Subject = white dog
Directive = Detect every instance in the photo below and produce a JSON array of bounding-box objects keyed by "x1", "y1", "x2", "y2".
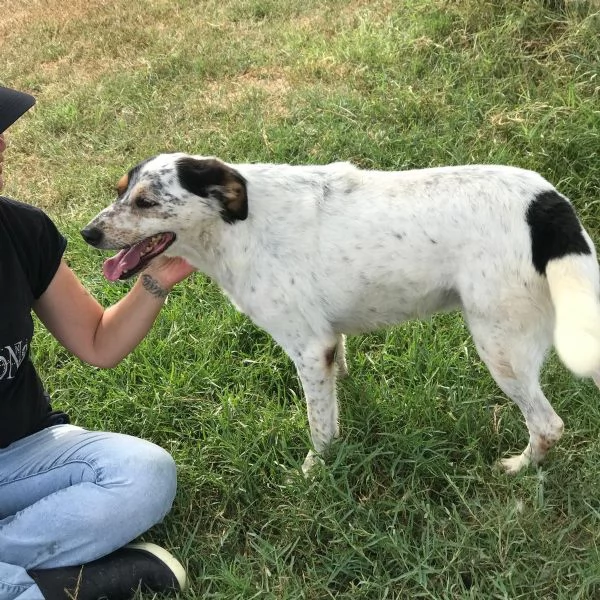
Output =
[{"x1": 82, "y1": 154, "x2": 600, "y2": 475}]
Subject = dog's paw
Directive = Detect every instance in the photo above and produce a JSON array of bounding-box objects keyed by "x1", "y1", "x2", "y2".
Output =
[
  {"x1": 497, "y1": 453, "x2": 531, "y2": 475},
  {"x1": 301, "y1": 450, "x2": 325, "y2": 477}
]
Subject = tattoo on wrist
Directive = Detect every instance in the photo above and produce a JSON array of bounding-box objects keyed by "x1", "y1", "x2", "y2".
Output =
[{"x1": 141, "y1": 274, "x2": 169, "y2": 300}]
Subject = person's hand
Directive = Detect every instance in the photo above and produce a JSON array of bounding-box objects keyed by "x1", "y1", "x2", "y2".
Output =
[
  {"x1": 0, "y1": 133, "x2": 6, "y2": 191},
  {"x1": 143, "y1": 255, "x2": 196, "y2": 292}
]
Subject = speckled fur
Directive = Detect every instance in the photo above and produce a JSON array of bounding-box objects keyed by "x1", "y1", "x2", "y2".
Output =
[{"x1": 84, "y1": 154, "x2": 600, "y2": 475}]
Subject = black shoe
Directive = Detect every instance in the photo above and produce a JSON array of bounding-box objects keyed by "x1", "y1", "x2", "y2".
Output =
[{"x1": 28, "y1": 542, "x2": 187, "y2": 600}]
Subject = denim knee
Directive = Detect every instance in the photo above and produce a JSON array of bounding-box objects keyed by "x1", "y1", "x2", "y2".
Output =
[
  {"x1": 0, "y1": 430, "x2": 178, "y2": 572},
  {"x1": 123, "y1": 441, "x2": 177, "y2": 522},
  {"x1": 140, "y1": 443, "x2": 178, "y2": 521},
  {"x1": 96, "y1": 436, "x2": 177, "y2": 529}
]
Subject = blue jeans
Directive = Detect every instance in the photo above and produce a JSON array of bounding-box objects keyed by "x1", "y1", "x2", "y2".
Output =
[{"x1": 0, "y1": 425, "x2": 177, "y2": 600}]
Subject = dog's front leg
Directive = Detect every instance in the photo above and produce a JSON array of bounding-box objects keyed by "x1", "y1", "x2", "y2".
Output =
[{"x1": 287, "y1": 337, "x2": 341, "y2": 475}]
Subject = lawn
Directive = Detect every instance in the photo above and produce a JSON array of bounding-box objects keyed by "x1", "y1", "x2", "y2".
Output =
[{"x1": 2, "y1": 0, "x2": 600, "y2": 597}]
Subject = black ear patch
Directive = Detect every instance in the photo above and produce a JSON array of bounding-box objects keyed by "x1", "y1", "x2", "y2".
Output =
[
  {"x1": 177, "y1": 156, "x2": 248, "y2": 223},
  {"x1": 526, "y1": 190, "x2": 591, "y2": 275}
]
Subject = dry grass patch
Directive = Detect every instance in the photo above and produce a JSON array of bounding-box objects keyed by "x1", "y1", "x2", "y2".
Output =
[
  {"x1": 0, "y1": 0, "x2": 107, "y2": 37},
  {"x1": 2, "y1": 0, "x2": 191, "y2": 97},
  {"x1": 202, "y1": 68, "x2": 294, "y2": 119}
]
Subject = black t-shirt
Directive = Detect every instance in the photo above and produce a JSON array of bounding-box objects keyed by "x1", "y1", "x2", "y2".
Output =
[{"x1": 0, "y1": 196, "x2": 69, "y2": 448}]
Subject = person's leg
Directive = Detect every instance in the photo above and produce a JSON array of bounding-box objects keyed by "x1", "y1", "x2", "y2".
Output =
[
  {"x1": 0, "y1": 562, "x2": 43, "y2": 600},
  {"x1": 0, "y1": 424, "x2": 179, "y2": 598}
]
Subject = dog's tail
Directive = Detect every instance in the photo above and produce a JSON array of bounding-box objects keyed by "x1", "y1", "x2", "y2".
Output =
[{"x1": 547, "y1": 253, "x2": 600, "y2": 377}]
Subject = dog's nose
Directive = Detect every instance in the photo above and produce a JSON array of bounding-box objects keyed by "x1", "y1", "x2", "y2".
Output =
[{"x1": 80, "y1": 226, "x2": 104, "y2": 247}]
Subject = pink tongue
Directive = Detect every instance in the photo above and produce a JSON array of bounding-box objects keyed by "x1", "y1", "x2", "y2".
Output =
[{"x1": 103, "y1": 246, "x2": 144, "y2": 281}]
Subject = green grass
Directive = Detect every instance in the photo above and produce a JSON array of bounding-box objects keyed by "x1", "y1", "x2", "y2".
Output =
[{"x1": 3, "y1": 0, "x2": 600, "y2": 597}]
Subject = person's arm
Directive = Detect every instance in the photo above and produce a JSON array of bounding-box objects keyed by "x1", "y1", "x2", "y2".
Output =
[{"x1": 33, "y1": 256, "x2": 195, "y2": 368}]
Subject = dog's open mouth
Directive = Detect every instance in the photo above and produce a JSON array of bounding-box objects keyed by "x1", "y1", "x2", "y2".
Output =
[{"x1": 103, "y1": 232, "x2": 176, "y2": 281}]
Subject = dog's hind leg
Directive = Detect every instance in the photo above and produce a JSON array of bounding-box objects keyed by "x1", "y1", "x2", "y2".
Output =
[
  {"x1": 335, "y1": 334, "x2": 349, "y2": 379},
  {"x1": 465, "y1": 312, "x2": 563, "y2": 474}
]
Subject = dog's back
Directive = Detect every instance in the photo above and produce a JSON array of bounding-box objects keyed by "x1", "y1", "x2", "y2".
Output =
[{"x1": 234, "y1": 163, "x2": 577, "y2": 331}]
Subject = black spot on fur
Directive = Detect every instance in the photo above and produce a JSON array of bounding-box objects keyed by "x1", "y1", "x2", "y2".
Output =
[
  {"x1": 324, "y1": 346, "x2": 336, "y2": 368},
  {"x1": 177, "y1": 157, "x2": 248, "y2": 223},
  {"x1": 526, "y1": 190, "x2": 590, "y2": 275}
]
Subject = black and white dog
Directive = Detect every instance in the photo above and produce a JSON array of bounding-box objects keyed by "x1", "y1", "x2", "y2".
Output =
[{"x1": 82, "y1": 155, "x2": 600, "y2": 475}]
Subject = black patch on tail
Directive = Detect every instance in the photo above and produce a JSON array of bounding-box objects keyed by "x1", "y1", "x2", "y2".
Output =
[{"x1": 526, "y1": 190, "x2": 590, "y2": 275}]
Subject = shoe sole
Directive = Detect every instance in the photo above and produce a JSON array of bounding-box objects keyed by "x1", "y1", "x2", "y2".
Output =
[{"x1": 125, "y1": 542, "x2": 188, "y2": 592}]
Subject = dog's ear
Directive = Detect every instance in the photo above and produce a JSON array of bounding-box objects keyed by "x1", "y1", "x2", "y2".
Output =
[
  {"x1": 116, "y1": 173, "x2": 129, "y2": 196},
  {"x1": 177, "y1": 156, "x2": 248, "y2": 223}
]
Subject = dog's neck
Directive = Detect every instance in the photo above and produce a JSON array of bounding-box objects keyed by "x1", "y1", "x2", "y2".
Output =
[
  {"x1": 172, "y1": 165, "x2": 331, "y2": 312},
  {"x1": 173, "y1": 217, "x2": 255, "y2": 294}
]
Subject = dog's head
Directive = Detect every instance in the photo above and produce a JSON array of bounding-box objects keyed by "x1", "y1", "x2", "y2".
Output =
[{"x1": 81, "y1": 153, "x2": 247, "y2": 281}]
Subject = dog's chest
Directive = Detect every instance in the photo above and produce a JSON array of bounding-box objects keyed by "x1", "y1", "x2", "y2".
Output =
[{"x1": 216, "y1": 267, "x2": 310, "y2": 330}]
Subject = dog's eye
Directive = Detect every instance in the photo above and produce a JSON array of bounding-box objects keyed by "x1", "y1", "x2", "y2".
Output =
[{"x1": 134, "y1": 196, "x2": 158, "y2": 209}]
